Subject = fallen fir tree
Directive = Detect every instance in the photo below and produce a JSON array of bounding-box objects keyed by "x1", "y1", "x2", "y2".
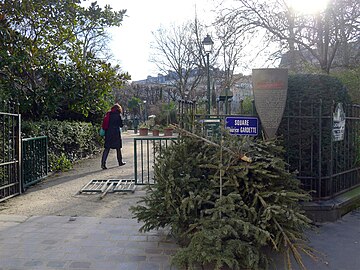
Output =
[{"x1": 131, "y1": 130, "x2": 316, "y2": 270}]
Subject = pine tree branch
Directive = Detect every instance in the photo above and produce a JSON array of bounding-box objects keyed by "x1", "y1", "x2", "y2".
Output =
[{"x1": 169, "y1": 124, "x2": 252, "y2": 163}]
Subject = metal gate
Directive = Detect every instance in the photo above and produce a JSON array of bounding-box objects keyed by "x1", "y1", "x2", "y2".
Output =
[
  {"x1": 22, "y1": 136, "x2": 48, "y2": 189},
  {"x1": 134, "y1": 137, "x2": 177, "y2": 185},
  {"x1": 0, "y1": 109, "x2": 22, "y2": 202}
]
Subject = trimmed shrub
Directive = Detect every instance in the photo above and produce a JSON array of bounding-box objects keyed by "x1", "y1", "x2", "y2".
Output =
[{"x1": 22, "y1": 120, "x2": 102, "y2": 171}]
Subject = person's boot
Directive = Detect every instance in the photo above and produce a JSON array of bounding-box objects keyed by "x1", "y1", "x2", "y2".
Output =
[
  {"x1": 117, "y1": 149, "x2": 126, "y2": 166},
  {"x1": 101, "y1": 148, "x2": 109, "y2": 169}
]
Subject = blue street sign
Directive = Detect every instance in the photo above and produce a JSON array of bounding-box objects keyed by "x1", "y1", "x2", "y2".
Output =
[{"x1": 225, "y1": 116, "x2": 258, "y2": 136}]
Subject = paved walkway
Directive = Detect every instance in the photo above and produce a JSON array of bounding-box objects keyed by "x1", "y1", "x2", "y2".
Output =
[
  {"x1": 0, "y1": 131, "x2": 359, "y2": 269},
  {"x1": 0, "y1": 215, "x2": 177, "y2": 270},
  {"x1": 0, "y1": 210, "x2": 359, "y2": 270}
]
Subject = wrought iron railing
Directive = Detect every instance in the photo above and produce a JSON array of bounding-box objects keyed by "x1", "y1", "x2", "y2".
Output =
[
  {"x1": 0, "y1": 110, "x2": 21, "y2": 202},
  {"x1": 134, "y1": 136, "x2": 177, "y2": 185},
  {"x1": 177, "y1": 99, "x2": 360, "y2": 200},
  {"x1": 280, "y1": 102, "x2": 360, "y2": 199}
]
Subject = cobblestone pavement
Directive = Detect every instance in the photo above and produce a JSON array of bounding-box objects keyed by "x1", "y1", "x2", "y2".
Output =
[
  {"x1": 0, "y1": 210, "x2": 359, "y2": 270},
  {"x1": 0, "y1": 214, "x2": 178, "y2": 270}
]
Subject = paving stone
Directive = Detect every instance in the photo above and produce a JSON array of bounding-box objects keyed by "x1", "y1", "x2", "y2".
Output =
[
  {"x1": 41, "y1": 239, "x2": 58, "y2": 245},
  {"x1": 117, "y1": 262, "x2": 140, "y2": 270},
  {"x1": 138, "y1": 262, "x2": 161, "y2": 270},
  {"x1": 0, "y1": 258, "x2": 25, "y2": 268},
  {"x1": 123, "y1": 240, "x2": 157, "y2": 248},
  {"x1": 46, "y1": 260, "x2": 67, "y2": 267},
  {"x1": 23, "y1": 259, "x2": 43, "y2": 266},
  {"x1": 144, "y1": 248, "x2": 164, "y2": 254},
  {"x1": 122, "y1": 247, "x2": 145, "y2": 255},
  {"x1": 127, "y1": 255, "x2": 147, "y2": 262},
  {"x1": 129, "y1": 235, "x2": 148, "y2": 241},
  {"x1": 69, "y1": 261, "x2": 91, "y2": 269},
  {"x1": 148, "y1": 255, "x2": 170, "y2": 263},
  {"x1": 106, "y1": 254, "x2": 129, "y2": 262},
  {"x1": 110, "y1": 234, "x2": 129, "y2": 241}
]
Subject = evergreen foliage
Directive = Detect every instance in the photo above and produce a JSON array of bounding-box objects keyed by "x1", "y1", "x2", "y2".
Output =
[
  {"x1": 131, "y1": 133, "x2": 313, "y2": 270},
  {"x1": 0, "y1": 0, "x2": 129, "y2": 122},
  {"x1": 22, "y1": 120, "x2": 102, "y2": 171}
]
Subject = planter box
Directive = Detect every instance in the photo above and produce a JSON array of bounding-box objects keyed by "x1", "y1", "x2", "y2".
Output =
[
  {"x1": 164, "y1": 128, "x2": 173, "y2": 136},
  {"x1": 152, "y1": 129, "x2": 160, "y2": 136},
  {"x1": 139, "y1": 128, "x2": 149, "y2": 136}
]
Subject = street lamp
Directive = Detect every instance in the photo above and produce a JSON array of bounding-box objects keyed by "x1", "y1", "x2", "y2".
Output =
[
  {"x1": 143, "y1": 100, "x2": 147, "y2": 122},
  {"x1": 202, "y1": 34, "x2": 214, "y2": 115}
]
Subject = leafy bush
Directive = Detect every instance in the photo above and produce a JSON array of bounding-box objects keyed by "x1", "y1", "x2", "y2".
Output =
[
  {"x1": 155, "y1": 101, "x2": 177, "y2": 126},
  {"x1": 49, "y1": 153, "x2": 73, "y2": 172},
  {"x1": 22, "y1": 120, "x2": 102, "y2": 171},
  {"x1": 131, "y1": 133, "x2": 313, "y2": 270},
  {"x1": 333, "y1": 67, "x2": 360, "y2": 104}
]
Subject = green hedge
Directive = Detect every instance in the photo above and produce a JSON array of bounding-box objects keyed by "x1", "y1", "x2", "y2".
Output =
[
  {"x1": 277, "y1": 74, "x2": 354, "y2": 197},
  {"x1": 22, "y1": 120, "x2": 103, "y2": 171}
]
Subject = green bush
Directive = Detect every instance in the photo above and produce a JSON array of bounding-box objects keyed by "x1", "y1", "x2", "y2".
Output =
[
  {"x1": 131, "y1": 134, "x2": 312, "y2": 270},
  {"x1": 22, "y1": 120, "x2": 102, "y2": 171},
  {"x1": 49, "y1": 153, "x2": 73, "y2": 172},
  {"x1": 333, "y1": 67, "x2": 360, "y2": 104},
  {"x1": 155, "y1": 101, "x2": 177, "y2": 126}
]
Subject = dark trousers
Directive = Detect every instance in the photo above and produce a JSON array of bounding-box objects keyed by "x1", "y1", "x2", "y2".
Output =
[{"x1": 101, "y1": 147, "x2": 122, "y2": 166}]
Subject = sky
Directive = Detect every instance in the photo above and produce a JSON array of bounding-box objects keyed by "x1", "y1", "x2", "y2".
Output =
[
  {"x1": 95, "y1": 0, "x2": 214, "y2": 81},
  {"x1": 94, "y1": 0, "x2": 330, "y2": 81}
]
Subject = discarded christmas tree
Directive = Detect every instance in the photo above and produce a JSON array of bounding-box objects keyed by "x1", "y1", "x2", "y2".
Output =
[{"x1": 131, "y1": 130, "x2": 314, "y2": 270}]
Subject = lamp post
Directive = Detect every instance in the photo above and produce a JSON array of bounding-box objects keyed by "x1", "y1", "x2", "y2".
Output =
[
  {"x1": 143, "y1": 100, "x2": 147, "y2": 122},
  {"x1": 202, "y1": 34, "x2": 214, "y2": 115}
]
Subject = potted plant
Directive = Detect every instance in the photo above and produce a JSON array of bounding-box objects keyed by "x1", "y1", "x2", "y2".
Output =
[
  {"x1": 152, "y1": 125, "x2": 160, "y2": 136},
  {"x1": 139, "y1": 122, "x2": 149, "y2": 136},
  {"x1": 164, "y1": 125, "x2": 174, "y2": 136}
]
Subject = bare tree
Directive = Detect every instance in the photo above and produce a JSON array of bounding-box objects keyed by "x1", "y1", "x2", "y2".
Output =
[
  {"x1": 216, "y1": 0, "x2": 360, "y2": 74},
  {"x1": 214, "y1": 14, "x2": 253, "y2": 89},
  {"x1": 150, "y1": 19, "x2": 210, "y2": 100}
]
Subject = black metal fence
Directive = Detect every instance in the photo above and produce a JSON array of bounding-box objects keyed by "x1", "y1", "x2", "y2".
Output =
[
  {"x1": 1, "y1": 102, "x2": 48, "y2": 201},
  {"x1": 280, "y1": 101, "x2": 360, "y2": 199},
  {"x1": 0, "y1": 105, "x2": 22, "y2": 202},
  {"x1": 134, "y1": 137, "x2": 177, "y2": 185},
  {"x1": 177, "y1": 100, "x2": 360, "y2": 200},
  {"x1": 22, "y1": 136, "x2": 48, "y2": 189}
]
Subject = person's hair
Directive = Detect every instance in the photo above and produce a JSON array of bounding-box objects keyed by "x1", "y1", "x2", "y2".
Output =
[{"x1": 112, "y1": 103, "x2": 122, "y2": 113}]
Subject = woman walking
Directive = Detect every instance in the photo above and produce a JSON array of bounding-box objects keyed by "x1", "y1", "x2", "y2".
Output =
[{"x1": 101, "y1": 103, "x2": 126, "y2": 169}]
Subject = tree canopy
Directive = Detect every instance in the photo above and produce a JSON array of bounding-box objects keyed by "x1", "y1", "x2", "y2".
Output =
[
  {"x1": 0, "y1": 0, "x2": 130, "y2": 121},
  {"x1": 150, "y1": 0, "x2": 359, "y2": 97}
]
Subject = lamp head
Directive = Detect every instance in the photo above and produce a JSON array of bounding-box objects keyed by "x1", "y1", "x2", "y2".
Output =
[{"x1": 202, "y1": 34, "x2": 214, "y2": 54}]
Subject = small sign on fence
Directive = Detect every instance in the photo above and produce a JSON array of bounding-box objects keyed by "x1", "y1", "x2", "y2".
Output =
[
  {"x1": 200, "y1": 118, "x2": 221, "y2": 138},
  {"x1": 332, "y1": 103, "x2": 346, "y2": 142},
  {"x1": 225, "y1": 116, "x2": 258, "y2": 136}
]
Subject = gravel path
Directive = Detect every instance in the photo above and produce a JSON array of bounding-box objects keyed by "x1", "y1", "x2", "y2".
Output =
[{"x1": 0, "y1": 132, "x2": 147, "y2": 218}]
